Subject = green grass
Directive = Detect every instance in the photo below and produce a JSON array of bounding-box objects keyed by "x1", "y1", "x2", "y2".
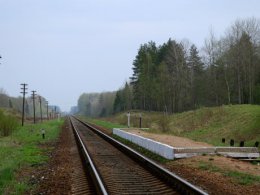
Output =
[
  {"x1": 79, "y1": 117, "x2": 126, "y2": 132},
  {"x1": 197, "y1": 161, "x2": 260, "y2": 185},
  {"x1": 198, "y1": 161, "x2": 221, "y2": 172},
  {"x1": 176, "y1": 105, "x2": 260, "y2": 147},
  {"x1": 0, "y1": 119, "x2": 63, "y2": 194},
  {"x1": 224, "y1": 171, "x2": 260, "y2": 185}
]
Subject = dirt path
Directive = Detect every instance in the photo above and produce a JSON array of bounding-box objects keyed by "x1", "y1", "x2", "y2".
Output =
[{"x1": 29, "y1": 120, "x2": 72, "y2": 194}]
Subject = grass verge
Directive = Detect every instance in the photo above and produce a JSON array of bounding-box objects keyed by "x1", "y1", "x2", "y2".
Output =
[
  {"x1": 0, "y1": 119, "x2": 63, "y2": 194},
  {"x1": 224, "y1": 171, "x2": 260, "y2": 185},
  {"x1": 79, "y1": 117, "x2": 126, "y2": 132}
]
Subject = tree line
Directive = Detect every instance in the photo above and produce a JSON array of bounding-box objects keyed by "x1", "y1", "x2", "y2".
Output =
[
  {"x1": 77, "y1": 17, "x2": 260, "y2": 116},
  {"x1": 77, "y1": 92, "x2": 116, "y2": 117}
]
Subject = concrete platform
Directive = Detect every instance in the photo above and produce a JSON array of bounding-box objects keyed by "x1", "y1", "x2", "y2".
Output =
[
  {"x1": 113, "y1": 128, "x2": 260, "y2": 160},
  {"x1": 215, "y1": 147, "x2": 259, "y2": 158},
  {"x1": 113, "y1": 128, "x2": 174, "y2": 159}
]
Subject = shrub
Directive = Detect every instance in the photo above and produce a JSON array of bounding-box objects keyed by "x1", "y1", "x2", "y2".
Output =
[
  {"x1": 0, "y1": 110, "x2": 19, "y2": 136},
  {"x1": 158, "y1": 114, "x2": 170, "y2": 132}
]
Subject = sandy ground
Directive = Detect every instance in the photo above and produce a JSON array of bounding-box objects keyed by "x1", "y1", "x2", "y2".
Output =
[{"x1": 124, "y1": 129, "x2": 212, "y2": 147}]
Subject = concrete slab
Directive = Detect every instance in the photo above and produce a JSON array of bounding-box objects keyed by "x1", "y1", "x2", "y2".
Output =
[{"x1": 113, "y1": 128, "x2": 174, "y2": 159}]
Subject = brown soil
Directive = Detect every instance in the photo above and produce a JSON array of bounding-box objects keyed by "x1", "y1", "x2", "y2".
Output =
[
  {"x1": 176, "y1": 155, "x2": 260, "y2": 176},
  {"x1": 166, "y1": 158, "x2": 260, "y2": 195},
  {"x1": 28, "y1": 120, "x2": 72, "y2": 194}
]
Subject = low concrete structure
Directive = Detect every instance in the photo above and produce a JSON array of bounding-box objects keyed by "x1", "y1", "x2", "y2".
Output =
[
  {"x1": 173, "y1": 147, "x2": 216, "y2": 158},
  {"x1": 215, "y1": 147, "x2": 260, "y2": 158},
  {"x1": 113, "y1": 128, "x2": 260, "y2": 160},
  {"x1": 113, "y1": 128, "x2": 174, "y2": 159}
]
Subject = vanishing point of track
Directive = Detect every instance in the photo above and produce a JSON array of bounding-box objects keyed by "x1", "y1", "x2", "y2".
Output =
[{"x1": 69, "y1": 116, "x2": 207, "y2": 195}]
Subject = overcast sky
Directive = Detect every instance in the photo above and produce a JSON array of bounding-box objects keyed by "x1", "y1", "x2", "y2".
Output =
[{"x1": 0, "y1": 0, "x2": 260, "y2": 112}]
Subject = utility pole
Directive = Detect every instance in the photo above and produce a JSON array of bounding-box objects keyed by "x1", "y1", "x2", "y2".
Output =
[
  {"x1": 20, "y1": 83, "x2": 28, "y2": 126},
  {"x1": 54, "y1": 106, "x2": 57, "y2": 119},
  {"x1": 46, "y1": 101, "x2": 49, "y2": 120},
  {"x1": 39, "y1": 95, "x2": 43, "y2": 122},
  {"x1": 31, "y1": 90, "x2": 37, "y2": 124}
]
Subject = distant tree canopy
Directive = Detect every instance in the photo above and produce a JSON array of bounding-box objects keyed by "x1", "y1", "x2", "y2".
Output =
[
  {"x1": 77, "y1": 92, "x2": 116, "y2": 117},
  {"x1": 77, "y1": 17, "x2": 260, "y2": 117}
]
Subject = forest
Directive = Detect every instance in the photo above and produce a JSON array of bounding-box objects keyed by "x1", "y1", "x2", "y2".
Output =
[{"x1": 77, "y1": 18, "x2": 260, "y2": 117}]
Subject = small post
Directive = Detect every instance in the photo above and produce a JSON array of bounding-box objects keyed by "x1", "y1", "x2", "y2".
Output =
[
  {"x1": 127, "y1": 112, "x2": 130, "y2": 128},
  {"x1": 41, "y1": 128, "x2": 45, "y2": 139},
  {"x1": 139, "y1": 113, "x2": 142, "y2": 128}
]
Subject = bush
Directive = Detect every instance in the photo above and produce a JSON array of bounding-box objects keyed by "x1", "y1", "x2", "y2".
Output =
[
  {"x1": 158, "y1": 114, "x2": 170, "y2": 132},
  {"x1": 0, "y1": 110, "x2": 19, "y2": 136}
]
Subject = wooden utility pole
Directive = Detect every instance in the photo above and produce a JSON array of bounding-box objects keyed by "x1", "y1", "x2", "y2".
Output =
[
  {"x1": 46, "y1": 101, "x2": 49, "y2": 120},
  {"x1": 31, "y1": 90, "x2": 37, "y2": 124},
  {"x1": 39, "y1": 96, "x2": 43, "y2": 122},
  {"x1": 20, "y1": 83, "x2": 28, "y2": 126}
]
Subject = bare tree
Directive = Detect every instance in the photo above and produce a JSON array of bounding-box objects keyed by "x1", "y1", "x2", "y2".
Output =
[{"x1": 225, "y1": 17, "x2": 260, "y2": 104}]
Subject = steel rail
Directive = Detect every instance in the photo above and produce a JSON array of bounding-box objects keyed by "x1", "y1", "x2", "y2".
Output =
[
  {"x1": 72, "y1": 116, "x2": 208, "y2": 195},
  {"x1": 69, "y1": 117, "x2": 108, "y2": 195}
]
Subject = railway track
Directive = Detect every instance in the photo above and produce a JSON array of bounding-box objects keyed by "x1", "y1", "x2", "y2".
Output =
[
  {"x1": 67, "y1": 120, "x2": 96, "y2": 194},
  {"x1": 69, "y1": 116, "x2": 208, "y2": 195}
]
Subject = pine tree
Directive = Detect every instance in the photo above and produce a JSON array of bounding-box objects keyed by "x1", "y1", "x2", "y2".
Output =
[{"x1": 188, "y1": 44, "x2": 205, "y2": 108}]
